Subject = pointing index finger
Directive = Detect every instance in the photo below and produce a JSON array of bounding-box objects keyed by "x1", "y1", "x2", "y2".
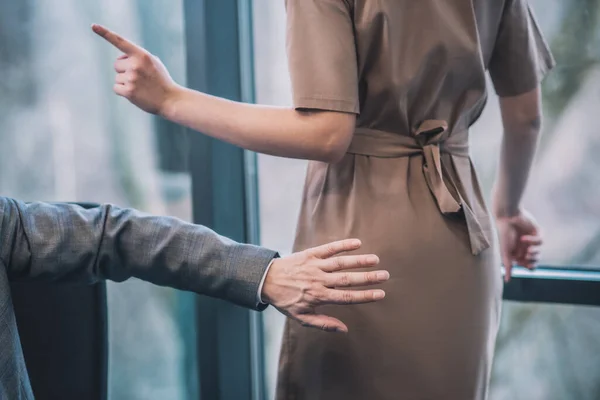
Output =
[{"x1": 91, "y1": 24, "x2": 141, "y2": 55}]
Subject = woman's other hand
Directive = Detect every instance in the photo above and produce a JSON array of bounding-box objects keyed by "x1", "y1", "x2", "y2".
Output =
[
  {"x1": 92, "y1": 24, "x2": 178, "y2": 115},
  {"x1": 495, "y1": 209, "x2": 542, "y2": 283}
]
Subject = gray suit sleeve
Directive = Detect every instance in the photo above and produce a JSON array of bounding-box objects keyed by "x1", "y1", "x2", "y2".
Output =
[{"x1": 0, "y1": 197, "x2": 276, "y2": 310}]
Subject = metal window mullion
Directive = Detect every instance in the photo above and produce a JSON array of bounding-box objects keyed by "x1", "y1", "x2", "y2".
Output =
[
  {"x1": 184, "y1": 0, "x2": 264, "y2": 399},
  {"x1": 236, "y1": 1, "x2": 267, "y2": 400}
]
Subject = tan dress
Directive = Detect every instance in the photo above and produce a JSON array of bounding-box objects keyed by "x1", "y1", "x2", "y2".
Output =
[{"x1": 276, "y1": 1, "x2": 554, "y2": 399}]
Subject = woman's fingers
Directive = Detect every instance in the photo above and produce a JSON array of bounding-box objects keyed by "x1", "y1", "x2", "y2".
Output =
[
  {"x1": 517, "y1": 251, "x2": 539, "y2": 269},
  {"x1": 113, "y1": 84, "x2": 131, "y2": 98},
  {"x1": 501, "y1": 248, "x2": 514, "y2": 283},
  {"x1": 516, "y1": 243, "x2": 541, "y2": 270},
  {"x1": 114, "y1": 57, "x2": 129, "y2": 73},
  {"x1": 115, "y1": 73, "x2": 127, "y2": 85},
  {"x1": 525, "y1": 246, "x2": 541, "y2": 260},
  {"x1": 523, "y1": 261, "x2": 538, "y2": 270},
  {"x1": 521, "y1": 235, "x2": 542, "y2": 246},
  {"x1": 92, "y1": 24, "x2": 143, "y2": 55}
]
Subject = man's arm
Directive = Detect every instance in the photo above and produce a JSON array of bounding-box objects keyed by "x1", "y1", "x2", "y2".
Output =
[
  {"x1": 0, "y1": 197, "x2": 275, "y2": 310},
  {"x1": 0, "y1": 197, "x2": 390, "y2": 331}
]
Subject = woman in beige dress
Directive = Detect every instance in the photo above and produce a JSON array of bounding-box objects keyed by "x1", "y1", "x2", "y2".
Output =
[{"x1": 94, "y1": 0, "x2": 554, "y2": 398}]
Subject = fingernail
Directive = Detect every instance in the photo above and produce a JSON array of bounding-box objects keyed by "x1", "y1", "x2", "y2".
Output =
[
  {"x1": 373, "y1": 290, "x2": 385, "y2": 300},
  {"x1": 376, "y1": 271, "x2": 389, "y2": 280},
  {"x1": 367, "y1": 255, "x2": 379, "y2": 264},
  {"x1": 352, "y1": 239, "x2": 361, "y2": 247}
]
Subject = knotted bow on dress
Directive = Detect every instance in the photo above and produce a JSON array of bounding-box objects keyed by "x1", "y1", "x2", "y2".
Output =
[{"x1": 348, "y1": 120, "x2": 492, "y2": 255}]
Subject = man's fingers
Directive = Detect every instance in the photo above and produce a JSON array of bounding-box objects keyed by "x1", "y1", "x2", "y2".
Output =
[
  {"x1": 320, "y1": 288, "x2": 385, "y2": 305},
  {"x1": 323, "y1": 270, "x2": 389, "y2": 288},
  {"x1": 320, "y1": 254, "x2": 379, "y2": 272},
  {"x1": 92, "y1": 24, "x2": 141, "y2": 55},
  {"x1": 296, "y1": 314, "x2": 348, "y2": 333},
  {"x1": 309, "y1": 239, "x2": 362, "y2": 259}
]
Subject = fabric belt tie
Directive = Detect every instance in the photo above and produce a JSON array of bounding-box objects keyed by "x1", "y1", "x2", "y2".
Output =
[{"x1": 347, "y1": 120, "x2": 491, "y2": 255}]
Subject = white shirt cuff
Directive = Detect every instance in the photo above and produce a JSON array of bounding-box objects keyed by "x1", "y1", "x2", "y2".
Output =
[{"x1": 257, "y1": 258, "x2": 276, "y2": 305}]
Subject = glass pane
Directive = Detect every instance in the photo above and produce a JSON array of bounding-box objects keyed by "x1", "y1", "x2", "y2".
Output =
[
  {"x1": 0, "y1": 1, "x2": 197, "y2": 399},
  {"x1": 470, "y1": 0, "x2": 600, "y2": 270},
  {"x1": 252, "y1": 0, "x2": 600, "y2": 398},
  {"x1": 490, "y1": 302, "x2": 600, "y2": 400}
]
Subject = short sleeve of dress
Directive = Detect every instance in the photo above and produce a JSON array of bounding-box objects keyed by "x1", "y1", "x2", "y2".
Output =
[
  {"x1": 285, "y1": 0, "x2": 359, "y2": 114},
  {"x1": 488, "y1": 0, "x2": 555, "y2": 97}
]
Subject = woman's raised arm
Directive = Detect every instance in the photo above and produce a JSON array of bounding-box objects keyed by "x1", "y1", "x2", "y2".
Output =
[{"x1": 91, "y1": 24, "x2": 356, "y2": 164}]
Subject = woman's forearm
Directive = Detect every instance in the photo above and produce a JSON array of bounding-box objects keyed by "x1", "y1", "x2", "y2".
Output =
[
  {"x1": 161, "y1": 86, "x2": 356, "y2": 163},
  {"x1": 493, "y1": 89, "x2": 542, "y2": 217},
  {"x1": 493, "y1": 124, "x2": 540, "y2": 216}
]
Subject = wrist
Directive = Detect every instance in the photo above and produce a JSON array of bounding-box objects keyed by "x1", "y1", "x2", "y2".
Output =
[
  {"x1": 260, "y1": 264, "x2": 274, "y2": 305},
  {"x1": 159, "y1": 83, "x2": 185, "y2": 120},
  {"x1": 493, "y1": 203, "x2": 522, "y2": 219},
  {"x1": 491, "y1": 187, "x2": 521, "y2": 219},
  {"x1": 258, "y1": 258, "x2": 277, "y2": 305}
]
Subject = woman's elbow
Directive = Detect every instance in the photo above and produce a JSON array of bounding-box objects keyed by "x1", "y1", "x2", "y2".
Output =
[
  {"x1": 315, "y1": 114, "x2": 356, "y2": 163},
  {"x1": 319, "y1": 141, "x2": 350, "y2": 163}
]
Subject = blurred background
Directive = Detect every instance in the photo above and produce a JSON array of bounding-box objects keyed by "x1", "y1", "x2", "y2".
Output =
[
  {"x1": 0, "y1": 0, "x2": 599, "y2": 399},
  {"x1": 0, "y1": 1, "x2": 195, "y2": 399}
]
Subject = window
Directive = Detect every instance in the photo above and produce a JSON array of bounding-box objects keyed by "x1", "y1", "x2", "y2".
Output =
[
  {"x1": 251, "y1": 1, "x2": 600, "y2": 399},
  {"x1": 492, "y1": 302, "x2": 600, "y2": 400},
  {"x1": 470, "y1": 0, "x2": 600, "y2": 270},
  {"x1": 0, "y1": 1, "x2": 197, "y2": 399},
  {"x1": 4, "y1": 0, "x2": 599, "y2": 398}
]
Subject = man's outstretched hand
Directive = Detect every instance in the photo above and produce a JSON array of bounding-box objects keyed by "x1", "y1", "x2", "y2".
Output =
[{"x1": 262, "y1": 239, "x2": 389, "y2": 333}]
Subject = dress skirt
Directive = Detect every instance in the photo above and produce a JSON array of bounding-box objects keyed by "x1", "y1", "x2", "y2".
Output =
[{"x1": 275, "y1": 151, "x2": 503, "y2": 400}]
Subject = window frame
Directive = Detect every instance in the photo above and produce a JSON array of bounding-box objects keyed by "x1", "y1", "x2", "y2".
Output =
[
  {"x1": 504, "y1": 266, "x2": 600, "y2": 306},
  {"x1": 183, "y1": 0, "x2": 265, "y2": 399}
]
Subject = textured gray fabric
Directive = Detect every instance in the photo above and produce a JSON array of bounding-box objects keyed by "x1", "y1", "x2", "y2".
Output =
[{"x1": 0, "y1": 197, "x2": 276, "y2": 399}]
